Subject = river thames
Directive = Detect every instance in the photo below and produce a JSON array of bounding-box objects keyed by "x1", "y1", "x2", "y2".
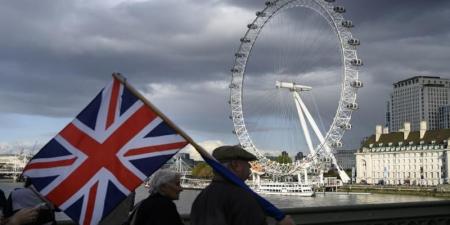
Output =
[{"x1": 1, "y1": 180, "x2": 448, "y2": 219}]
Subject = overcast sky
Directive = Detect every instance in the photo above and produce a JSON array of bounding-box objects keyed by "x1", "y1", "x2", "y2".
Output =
[{"x1": 1, "y1": 0, "x2": 449, "y2": 156}]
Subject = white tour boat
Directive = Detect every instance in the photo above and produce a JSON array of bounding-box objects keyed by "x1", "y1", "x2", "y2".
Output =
[
  {"x1": 180, "y1": 177, "x2": 210, "y2": 190},
  {"x1": 252, "y1": 181, "x2": 315, "y2": 197}
]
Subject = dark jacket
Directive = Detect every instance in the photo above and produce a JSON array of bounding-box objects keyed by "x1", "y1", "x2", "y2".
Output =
[
  {"x1": 190, "y1": 179, "x2": 267, "y2": 225},
  {"x1": 134, "y1": 193, "x2": 184, "y2": 225},
  {"x1": 0, "y1": 189, "x2": 6, "y2": 211}
]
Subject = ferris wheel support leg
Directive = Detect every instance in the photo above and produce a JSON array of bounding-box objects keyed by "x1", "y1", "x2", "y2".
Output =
[
  {"x1": 304, "y1": 168, "x2": 308, "y2": 184},
  {"x1": 295, "y1": 92, "x2": 350, "y2": 183},
  {"x1": 294, "y1": 92, "x2": 327, "y2": 146},
  {"x1": 331, "y1": 155, "x2": 351, "y2": 183},
  {"x1": 319, "y1": 169, "x2": 324, "y2": 185},
  {"x1": 293, "y1": 92, "x2": 315, "y2": 155}
]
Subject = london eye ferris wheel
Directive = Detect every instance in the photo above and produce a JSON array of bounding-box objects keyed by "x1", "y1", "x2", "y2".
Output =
[{"x1": 228, "y1": 0, "x2": 363, "y2": 181}]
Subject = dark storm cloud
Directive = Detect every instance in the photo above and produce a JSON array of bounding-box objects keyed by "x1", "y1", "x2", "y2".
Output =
[
  {"x1": 1, "y1": 0, "x2": 449, "y2": 149},
  {"x1": 0, "y1": 0, "x2": 234, "y2": 82},
  {"x1": 0, "y1": 0, "x2": 249, "y2": 117}
]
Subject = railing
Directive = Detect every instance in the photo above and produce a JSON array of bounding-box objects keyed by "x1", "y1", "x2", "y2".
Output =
[
  {"x1": 57, "y1": 200, "x2": 450, "y2": 225},
  {"x1": 269, "y1": 200, "x2": 450, "y2": 225},
  {"x1": 182, "y1": 200, "x2": 450, "y2": 225}
]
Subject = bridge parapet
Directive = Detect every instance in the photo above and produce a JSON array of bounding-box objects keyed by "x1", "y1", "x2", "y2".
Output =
[
  {"x1": 183, "y1": 200, "x2": 450, "y2": 225},
  {"x1": 268, "y1": 200, "x2": 450, "y2": 225}
]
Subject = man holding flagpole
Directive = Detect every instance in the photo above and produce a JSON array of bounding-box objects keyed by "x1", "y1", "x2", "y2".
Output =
[{"x1": 190, "y1": 145, "x2": 295, "y2": 225}]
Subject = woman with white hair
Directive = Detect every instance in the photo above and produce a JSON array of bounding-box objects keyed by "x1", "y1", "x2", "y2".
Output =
[{"x1": 134, "y1": 169, "x2": 184, "y2": 225}]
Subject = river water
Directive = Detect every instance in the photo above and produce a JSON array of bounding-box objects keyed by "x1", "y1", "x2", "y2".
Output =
[
  {"x1": 1, "y1": 180, "x2": 447, "y2": 219},
  {"x1": 135, "y1": 184, "x2": 448, "y2": 215}
]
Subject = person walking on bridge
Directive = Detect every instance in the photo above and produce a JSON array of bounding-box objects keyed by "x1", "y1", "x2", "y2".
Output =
[
  {"x1": 190, "y1": 145, "x2": 294, "y2": 225},
  {"x1": 132, "y1": 169, "x2": 184, "y2": 225}
]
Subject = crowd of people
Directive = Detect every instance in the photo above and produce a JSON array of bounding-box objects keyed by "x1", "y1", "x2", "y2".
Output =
[{"x1": 1, "y1": 145, "x2": 295, "y2": 225}]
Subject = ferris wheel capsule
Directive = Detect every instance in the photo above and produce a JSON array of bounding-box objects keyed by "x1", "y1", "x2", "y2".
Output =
[
  {"x1": 351, "y1": 59, "x2": 363, "y2": 66},
  {"x1": 247, "y1": 23, "x2": 258, "y2": 29},
  {"x1": 339, "y1": 123, "x2": 352, "y2": 130},
  {"x1": 351, "y1": 80, "x2": 363, "y2": 88},
  {"x1": 240, "y1": 37, "x2": 251, "y2": 43},
  {"x1": 231, "y1": 68, "x2": 240, "y2": 73},
  {"x1": 265, "y1": 1, "x2": 275, "y2": 6},
  {"x1": 346, "y1": 103, "x2": 359, "y2": 110},
  {"x1": 331, "y1": 141, "x2": 343, "y2": 148},
  {"x1": 256, "y1": 11, "x2": 267, "y2": 17},
  {"x1": 333, "y1": 6, "x2": 346, "y2": 13},
  {"x1": 348, "y1": 38, "x2": 361, "y2": 46},
  {"x1": 341, "y1": 20, "x2": 354, "y2": 28}
]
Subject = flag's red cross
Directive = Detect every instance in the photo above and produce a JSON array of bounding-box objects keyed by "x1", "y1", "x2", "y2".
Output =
[{"x1": 47, "y1": 105, "x2": 154, "y2": 206}]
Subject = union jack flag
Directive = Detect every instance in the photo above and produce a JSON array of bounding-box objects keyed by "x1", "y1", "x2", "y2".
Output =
[{"x1": 23, "y1": 74, "x2": 189, "y2": 225}]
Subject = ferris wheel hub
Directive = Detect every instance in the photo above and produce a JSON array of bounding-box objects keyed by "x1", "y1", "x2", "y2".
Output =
[{"x1": 275, "y1": 81, "x2": 312, "y2": 92}]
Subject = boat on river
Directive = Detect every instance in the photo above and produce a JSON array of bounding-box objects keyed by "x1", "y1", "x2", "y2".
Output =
[
  {"x1": 177, "y1": 177, "x2": 315, "y2": 196},
  {"x1": 252, "y1": 181, "x2": 315, "y2": 197},
  {"x1": 180, "y1": 177, "x2": 210, "y2": 190}
]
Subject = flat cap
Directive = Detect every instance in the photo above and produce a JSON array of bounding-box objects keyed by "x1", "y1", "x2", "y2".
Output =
[{"x1": 212, "y1": 145, "x2": 257, "y2": 162}]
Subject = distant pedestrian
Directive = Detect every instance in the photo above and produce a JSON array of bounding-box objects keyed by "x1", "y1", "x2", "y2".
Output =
[
  {"x1": 131, "y1": 169, "x2": 184, "y2": 225},
  {"x1": 190, "y1": 145, "x2": 295, "y2": 225}
]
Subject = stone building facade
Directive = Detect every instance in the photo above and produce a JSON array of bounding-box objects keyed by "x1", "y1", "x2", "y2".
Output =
[{"x1": 356, "y1": 121, "x2": 450, "y2": 185}]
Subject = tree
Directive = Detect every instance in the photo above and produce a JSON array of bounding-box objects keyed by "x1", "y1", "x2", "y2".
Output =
[
  {"x1": 191, "y1": 162, "x2": 213, "y2": 178},
  {"x1": 275, "y1": 151, "x2": 292, "y2": 164},
  {"x1": 323, "y1": 169, "x2": 339, "y2": 177}
]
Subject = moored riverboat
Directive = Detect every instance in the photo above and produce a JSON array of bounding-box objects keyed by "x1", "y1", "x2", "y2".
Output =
[{"x1": 253, "y1": 181, "x2": 315, "y2": 197}]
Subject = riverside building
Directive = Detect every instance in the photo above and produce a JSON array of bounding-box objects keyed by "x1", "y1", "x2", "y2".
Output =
[
  {"x1": 438, "y1": 105, "x2": 450, "y2": 129},
  {"x1": 387, "y1": 76, "x2": 450, "y2": 132},
  {"x1": 335, "y1": 149, "x2": 356, "y2": 170},
  {"x1": 356, "y1": 121, "x2": 450, "y2": 186}
]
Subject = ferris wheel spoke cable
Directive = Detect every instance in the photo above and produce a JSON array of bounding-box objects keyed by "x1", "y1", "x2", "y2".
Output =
[
  {"x1": 246, "y1": 89, "x2": 299, "y2": 154},
  {"x1": 258, "y1": 17, "x2": 328, "y2": 157},
  {"x1": 310, "y1": 92, "x2": 327, "y2": 133}
]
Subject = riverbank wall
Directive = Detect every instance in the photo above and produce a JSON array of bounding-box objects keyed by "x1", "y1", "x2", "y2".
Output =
[{"x1": 338, "y1": 184, "x2": 450, "y2": 198}]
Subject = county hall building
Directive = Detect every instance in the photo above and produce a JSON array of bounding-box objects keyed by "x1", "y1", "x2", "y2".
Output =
[{"x1": 356, "y1": 121, "x2": 450, "y2": 185}]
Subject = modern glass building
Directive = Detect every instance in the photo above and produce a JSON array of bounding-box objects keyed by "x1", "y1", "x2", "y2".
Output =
[
  {"x1": 438, "y1": 105, "x2": 450, "y2": 129},
  {"x1": 335, "y1": 149, "x2": 357, "y2": 170},
  {"x1": 387, "y1": 76, "x2": 450, "y2": 132}
]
